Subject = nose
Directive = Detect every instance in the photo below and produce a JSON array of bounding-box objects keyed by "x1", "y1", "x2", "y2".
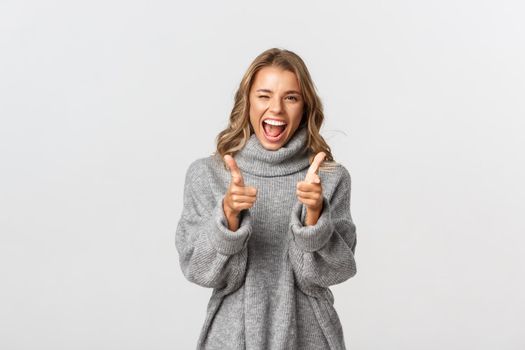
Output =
[{"x1": 268, "y1": 96, "x2": 283, "y2": 114}]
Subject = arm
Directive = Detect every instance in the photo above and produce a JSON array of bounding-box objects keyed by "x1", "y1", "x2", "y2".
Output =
[
  {"x1": 175, "y1": 160, "x2": 252, "y2": 295},
  {"x1": 287, "y1": 165, "x2": 357, "y2": 297}
]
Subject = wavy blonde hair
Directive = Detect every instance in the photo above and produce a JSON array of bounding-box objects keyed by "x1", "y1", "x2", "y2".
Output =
[{"x1": 213, "y1": 47, "x2": 338, "y2": 173}]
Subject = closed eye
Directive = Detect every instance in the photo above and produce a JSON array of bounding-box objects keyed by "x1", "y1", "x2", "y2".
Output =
[{"x1": 257, "y1": 95, "x2": 300, "y2": 101}]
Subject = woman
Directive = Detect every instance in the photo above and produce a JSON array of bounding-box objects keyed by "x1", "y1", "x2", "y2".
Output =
[{"x1": 175, "y1": 48, "x2": 357, "y2": 349}]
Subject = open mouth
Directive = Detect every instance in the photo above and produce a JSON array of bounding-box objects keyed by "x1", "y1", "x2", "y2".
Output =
[{"x1": 262, "y1": 119, "x2": 287, "y2": 142}]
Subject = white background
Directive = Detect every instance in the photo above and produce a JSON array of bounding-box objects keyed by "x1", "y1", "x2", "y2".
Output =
[{"x1": 1, "y1": 0, "x2": 524, "y2": 349}]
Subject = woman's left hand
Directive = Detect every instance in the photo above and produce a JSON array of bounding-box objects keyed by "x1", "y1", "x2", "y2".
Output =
[{"x1": 296, "y1": 152, "x2": 326, "y2": 224}]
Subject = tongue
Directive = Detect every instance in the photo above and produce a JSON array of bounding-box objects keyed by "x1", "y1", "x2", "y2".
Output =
[{"x1": 263, "y1": 123, "x2": 285, "y2": 137}]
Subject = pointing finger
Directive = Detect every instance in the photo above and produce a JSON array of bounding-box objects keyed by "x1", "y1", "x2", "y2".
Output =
[
  {"x1": 224, "y1": 154, "x2": 244, "y2": 187},
  {"x1": 305, "y1": 152, "x2": 326, "y2": 184}
]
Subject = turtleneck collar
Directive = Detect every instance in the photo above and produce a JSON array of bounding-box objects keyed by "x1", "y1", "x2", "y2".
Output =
[{"x1": 234, "y1": 125, "x2": 311, "y2": 177}]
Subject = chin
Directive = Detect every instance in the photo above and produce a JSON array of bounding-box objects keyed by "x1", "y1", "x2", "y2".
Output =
[{"x1": 262, "y1": 143, "x2": 281, "y2": 151}]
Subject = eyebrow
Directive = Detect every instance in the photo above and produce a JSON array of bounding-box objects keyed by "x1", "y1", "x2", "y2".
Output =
[{"x1": 255, "y1": 88, "x2": 301, "y2": 95}]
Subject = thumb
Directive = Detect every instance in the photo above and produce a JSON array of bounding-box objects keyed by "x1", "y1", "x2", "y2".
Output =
[
  {"x1": 224, "y1": 154, "x2": 244, "y2": 187},
  {"x1": 305, "y1": 152, "x2": 326, "y2": 184}
]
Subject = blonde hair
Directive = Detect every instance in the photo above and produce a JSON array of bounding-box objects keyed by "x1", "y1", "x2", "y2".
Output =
[{"x1": 213, "y1": 47, "x2": 338, "y2": 173}]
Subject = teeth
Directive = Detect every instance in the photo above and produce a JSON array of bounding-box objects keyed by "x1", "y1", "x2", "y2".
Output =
[{"x1": 264, "y1": 119, "x2": 287, "y2": 126}]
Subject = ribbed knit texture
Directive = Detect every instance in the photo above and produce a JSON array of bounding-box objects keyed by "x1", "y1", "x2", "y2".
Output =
[{"x1": 175, "y1": 125, "x2": 357, "y2": 349}]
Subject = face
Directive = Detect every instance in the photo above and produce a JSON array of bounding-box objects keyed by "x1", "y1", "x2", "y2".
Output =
[{"x1": 249, "y1": 66, "x2": 304, "y2": 151}]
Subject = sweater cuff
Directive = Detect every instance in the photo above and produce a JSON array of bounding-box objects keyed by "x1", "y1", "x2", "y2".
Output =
[
  {"x1": 289, "y1": 196, "x2": 334, "y2": 252},
  {"x1": 208, "y1": 197, "x2": 253, "y2": 256}
]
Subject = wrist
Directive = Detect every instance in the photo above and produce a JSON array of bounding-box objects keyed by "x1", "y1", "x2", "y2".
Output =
[
  {"x1": 305, "y1": 202, "x2": 323, "y2": 226},
  {"x1": 307, "y1": 202, "x2": 323, "y2": 214},
  {"x1": 223, "y1": 201, "x2": 240, "y2": 228}
]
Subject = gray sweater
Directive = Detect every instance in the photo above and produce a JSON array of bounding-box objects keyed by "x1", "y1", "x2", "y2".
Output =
[{"x1": 175, "y1": 125, "x2": 357, "y2": 349}]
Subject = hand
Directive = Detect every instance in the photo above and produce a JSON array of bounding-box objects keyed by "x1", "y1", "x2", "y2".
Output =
[
  {"x1": 223, "y1": 154, "x2": 258, "y2": 230},
  {"x1": 296, "y1": 152, "x2": 326, "y2": 225}
]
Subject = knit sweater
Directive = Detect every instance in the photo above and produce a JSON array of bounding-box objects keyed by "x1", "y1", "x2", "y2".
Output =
[{"x1": 175, "y1": 125, "x2": 357, "y2": 350}]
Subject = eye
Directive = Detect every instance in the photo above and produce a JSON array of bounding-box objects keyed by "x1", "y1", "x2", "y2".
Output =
[
  {"x1": 286, "y1": 95, "x2": 299, "y2": 101},
  {"x1": 258, "y1": 95, "x2": 269, "y2": 99}
]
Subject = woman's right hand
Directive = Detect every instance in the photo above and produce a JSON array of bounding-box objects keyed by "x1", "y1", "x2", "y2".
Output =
[{"x1": 223, "y1": 154, "x2": 257, "y2": 231}]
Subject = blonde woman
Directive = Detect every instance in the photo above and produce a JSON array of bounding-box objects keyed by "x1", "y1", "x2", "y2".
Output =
[{"x1": 175, "y1": 48, "x2": 357, "y2": 349}]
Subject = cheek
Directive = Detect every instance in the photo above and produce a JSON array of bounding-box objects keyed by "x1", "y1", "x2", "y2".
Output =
[
  {"x1": 248, "y1": 104, "x2": 262, "y2": 129},
  {"x1": 248, "y1": 112, "x2": 257, "y2": 129},
  {"x1": 249, "y1": 105, "x2": 260, "y2": 119},
  {"x1": 251, "y1": 100, "x2": 266, "y2": 113},
  {"x1": 248, "y1": 100, "x2": 257, "y2": 116},
  {"x1": 288, "y1": 105, "x2": 304, "y2": 124}
]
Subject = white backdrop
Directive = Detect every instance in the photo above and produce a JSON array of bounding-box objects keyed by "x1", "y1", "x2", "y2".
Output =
[{"x1": 1, "y1": 1, "x2": 524, "y2": 349}]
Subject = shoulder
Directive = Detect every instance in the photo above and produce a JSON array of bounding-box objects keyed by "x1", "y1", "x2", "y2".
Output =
[
  {"x1": 315, "y1": 161, "x2": 352, "y2": 205},
  {"x1": 185, "y1": 154, "x2": 226, "y2": 189},
  {"x1": 336, "y1": 162, "x2": 352, "y2": 187},
  {"x1": 184, "y1": 154, "x2": 225, "y2": 185},
  {"x1": 323, "y1": 161, "x2": 352, "y2": 189}
]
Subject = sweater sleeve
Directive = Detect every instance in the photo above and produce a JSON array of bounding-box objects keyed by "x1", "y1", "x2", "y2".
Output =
[
  {"x1": 287, "y1": 164, "x2": 357, "y2": 297},
  {"x1": 175, "y1": 159, "x2": 252, "y2": 294}
]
